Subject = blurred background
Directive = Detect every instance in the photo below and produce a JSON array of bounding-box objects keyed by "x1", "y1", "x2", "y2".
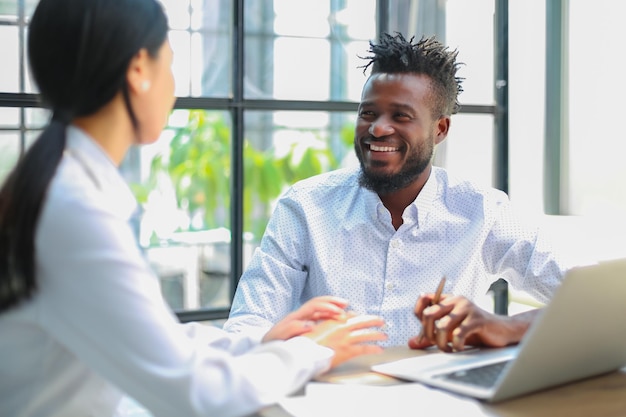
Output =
[{"x1": 1, "y1": 0, "x2": 625, "y2": 321}]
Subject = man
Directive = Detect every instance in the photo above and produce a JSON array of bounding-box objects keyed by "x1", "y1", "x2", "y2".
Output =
[{"x1": 224, "y1": 33, "x2": 567, "y2": 350}]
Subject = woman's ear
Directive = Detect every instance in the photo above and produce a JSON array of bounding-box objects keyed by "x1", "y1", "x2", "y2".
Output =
[{"x1": 126, "y1": 48, "x2": 152, "y2": 94}]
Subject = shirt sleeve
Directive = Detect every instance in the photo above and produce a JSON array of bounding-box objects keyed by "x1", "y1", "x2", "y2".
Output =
[
  {"x1": 224, "y1": 192, "x2": 309, "y2": 337},
  {"x1": 481, "y1": 194, "x2": 568, "y2": 304},
  {"x1": 36, "y1": 193, "x2": 332, "y2": 417}
]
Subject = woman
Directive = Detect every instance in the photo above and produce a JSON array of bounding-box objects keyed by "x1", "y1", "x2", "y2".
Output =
[{"x1": 0, "y1": 1, "x2": 386, "y2": 416}]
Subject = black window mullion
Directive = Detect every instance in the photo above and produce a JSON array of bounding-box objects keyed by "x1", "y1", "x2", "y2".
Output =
[
  {"x1": 229, "y1": 0, "x2": 245, "y2": 299},
  {"x1": 491, "y1": 0, "x2": 510, "y2": 316},
  {"x1": 544, "y1": 0, "x2": 567, "y2": 215},
  {"x1": 494, "y1": 0, "x2": 509, "y2": 195},
  {"x1": 377, "y1": 0, "x2": 390, "y2": 36},
  {"x1": 18, "y1": 0, "x2": 27, "y2": 155}
]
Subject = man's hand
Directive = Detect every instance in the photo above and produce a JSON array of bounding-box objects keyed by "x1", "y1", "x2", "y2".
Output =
[{"x1": 409, "y1": 293, "x2": 539, "y2": 352}]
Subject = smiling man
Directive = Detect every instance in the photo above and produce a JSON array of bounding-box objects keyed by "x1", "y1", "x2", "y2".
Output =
[{"x1": 224, "y1": 33, "x2": 568, "y2": 350}]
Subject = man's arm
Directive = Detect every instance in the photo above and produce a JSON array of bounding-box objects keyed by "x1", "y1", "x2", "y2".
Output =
[{"x1": 224, "y1": 194, "x2": 310, "y2": 338}]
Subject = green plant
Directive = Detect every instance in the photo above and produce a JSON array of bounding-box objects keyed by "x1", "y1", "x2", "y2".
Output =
[{"x1": 133, "y1": 110, "x2": 353, "y2": 242}]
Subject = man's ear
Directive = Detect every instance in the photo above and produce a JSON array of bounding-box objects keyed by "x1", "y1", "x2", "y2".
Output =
[
  {"x1": 434, "y1": 116, "x2": 451, "y2": 145},
  {"x1": 126, "y1": 48, "x2": 151, "y2": 94}
]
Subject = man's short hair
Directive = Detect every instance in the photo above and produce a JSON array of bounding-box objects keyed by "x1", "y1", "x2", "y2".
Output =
[{"x1": 360, "y1": 32, "x2": 464, "y2": 116}]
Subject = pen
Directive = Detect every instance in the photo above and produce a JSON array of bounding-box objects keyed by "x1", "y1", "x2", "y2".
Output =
[{"x1": 416, "y1": 276, "x2": 446, "y2": 344}]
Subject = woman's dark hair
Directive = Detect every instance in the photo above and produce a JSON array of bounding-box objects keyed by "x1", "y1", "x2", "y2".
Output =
[
  {"x1": 0, "y1": 0, "x2": 168, "y2": 311},
  {"x1": 360, "y1": 32, "x2": 464, "y2": 117}
]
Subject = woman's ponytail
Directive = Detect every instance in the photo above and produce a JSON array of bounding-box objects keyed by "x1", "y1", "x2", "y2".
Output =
[{"x1": 0, "y1": 119, "x2": 68, "y2": 311}]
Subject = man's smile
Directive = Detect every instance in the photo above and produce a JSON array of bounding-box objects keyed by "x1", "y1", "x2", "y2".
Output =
[{"x1": 369, "y1": 143, "x2": 400, "y2": 152}]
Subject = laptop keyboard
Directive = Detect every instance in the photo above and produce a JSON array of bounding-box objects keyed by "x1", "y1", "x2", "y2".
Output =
[{"x1": 433, "y1": 360, "x2": 510, "y2": 388}]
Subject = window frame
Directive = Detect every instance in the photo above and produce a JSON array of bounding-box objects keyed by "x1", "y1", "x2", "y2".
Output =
[{"x1": 0, "y1": 0, "x2": 505, "y2": 322}]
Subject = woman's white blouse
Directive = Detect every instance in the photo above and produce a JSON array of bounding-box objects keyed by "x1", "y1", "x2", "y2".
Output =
[{"x1": 0, "y1": 125, "x2": 333, "y2": 417}]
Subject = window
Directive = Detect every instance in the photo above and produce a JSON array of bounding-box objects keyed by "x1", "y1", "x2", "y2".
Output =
[
  {"x1": 1, "y1": 0, "x2": 501, "y2": 320},
  {"x1": 0, "y1": 0, "x2": 43, "y2": 185},
  {"x1": 147, "y1": 0, "x2": 501, "y2": 320},
  {"x1": 123, "y1": 0, "x2": 379, "y2": 321}
]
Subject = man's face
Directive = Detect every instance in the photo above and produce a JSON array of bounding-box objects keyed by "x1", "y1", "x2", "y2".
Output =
[{"x1": 354, "y1": 73, "x2": 449, "y2": 195}]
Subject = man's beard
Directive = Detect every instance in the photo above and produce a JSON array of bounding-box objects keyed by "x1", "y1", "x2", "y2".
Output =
[{"x1": 356, "y1": 140, "x2": 434, "y2": 195}]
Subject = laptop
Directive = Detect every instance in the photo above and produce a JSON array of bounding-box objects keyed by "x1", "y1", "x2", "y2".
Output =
[{"x1": 372, "y1": 258, "x2": 626, "y2": 402}]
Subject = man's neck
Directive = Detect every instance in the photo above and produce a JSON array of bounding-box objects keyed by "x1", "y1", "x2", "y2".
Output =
[{"x1": 378, "y1": 167, "x2": 431, "y2": 230}]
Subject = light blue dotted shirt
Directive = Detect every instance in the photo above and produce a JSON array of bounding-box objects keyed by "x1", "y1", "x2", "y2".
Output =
[{"x1": 224, "y1": 166, "x2": 567, "y2": 347}]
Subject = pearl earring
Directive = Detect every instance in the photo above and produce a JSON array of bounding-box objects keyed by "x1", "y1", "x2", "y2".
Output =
[{"x1": 141, "y1": 80, "x2": 151, "y2": 92}]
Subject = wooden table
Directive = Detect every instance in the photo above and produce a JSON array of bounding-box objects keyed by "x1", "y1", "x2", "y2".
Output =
[{"x1": 259, "y1": 346, "x2": 626, "y2": 417}]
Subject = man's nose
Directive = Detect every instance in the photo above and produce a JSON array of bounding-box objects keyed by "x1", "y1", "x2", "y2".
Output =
[{"x1": 368, "y1": 118, "x2": 394, "y2": 137}]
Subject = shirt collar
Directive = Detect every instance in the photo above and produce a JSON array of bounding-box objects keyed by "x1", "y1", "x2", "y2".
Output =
[
  {"x1": 412, "y1": 166, "x2": 438, "y2": 224},
  {"x1": 365, "y1": 166, "x2": 439, "y2": 228},
  {"x1": 65, "y1": 124, "x2": 138, "y2": 220}
]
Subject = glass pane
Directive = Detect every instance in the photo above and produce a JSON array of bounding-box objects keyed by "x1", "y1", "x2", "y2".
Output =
[
  {"x1": 274, "y1": 0, "x2": 330, "y2": 37},
  {"x1": 0, "y1": 131, "x2": 20, "y2": 185},
  {"x1": 0, "y1": 108, "x2": 48, "y2": 143},
  {"x1": 169, "y1": 30, "x2": 192, "y2": 97},
  {"x1": 0, "y1": 1, "x2": 17, "y2": 17},
  {"x1": 25, "y1": 0, "x2": 37, "y2": 19},
  {"x1": 24, "y1": 107, "x2": 49, "y2": 129},
  {"x1": 243, "y1": 110, "x2": 356, "y2": 261},
  {"x1": 23, "y1": 27, "x2": 36, "y2": 93},
  {"x1": 24, "y1": 129, "x2": 39, "y2": 149},
  {"x1": 161, "y1": 0, "x2": 191, "y2": 30},
  {"x1": 436, "y1": 113, "x2": 494, "y2": 190},
  {"x1": 507, "y1": 0, "x2": 545, "y2": 215},
  {"x1": 128, "y1": 110, "x2": 232, "y2": 238},
  {"x1": 244, "y1": 0, "x2": 376, "y2": 101},
  {"x1": 273, "y1": 37, "x2": 330, "y2": 100},
  {"x1": 0, "y1": 107, "x2": 19, "y2": 128},
  {"x1": 0, "y1": 0, "x2": 38, "y2": 18},
  {"x1": 0, "y1": 26, "x2": 19, "y2": 93},
  {"x1": 386, "y1": 0, "x2": 494, "y2": 105},
  {"x1": 568, "y1": 0, "x2": 626, "y2": 216},
  {"x1": 165, "y1": 0, "x2": 232, "y2": 98},
  {"x1": 446, "y1": 0, "x2": 495, "y2": 105},
  {"x1": 127, "y1": 110, "x2": 233, "y2": 311},
  {"x1": 345, "y1": 40, "x2": 372, "y2": 101}
]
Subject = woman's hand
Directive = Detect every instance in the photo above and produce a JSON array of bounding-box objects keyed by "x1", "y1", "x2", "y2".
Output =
[
  {"x1": 262, "y1": 296, "x2": 350, "y2": 343},
  {"x1": 263, "y1": 297, "x2": 387, "y2": 368},
  {"x1": 303, "y1": 314, "x2": 387, "y2": 368}
]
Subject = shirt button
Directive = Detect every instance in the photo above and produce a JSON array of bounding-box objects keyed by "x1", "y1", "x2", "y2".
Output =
[
  {"x1": 385, "y1": 282, "x2": 394, "y2": 290},
  {"x1": 390, "y1": 240, "x2": 400, "y2": 249}
]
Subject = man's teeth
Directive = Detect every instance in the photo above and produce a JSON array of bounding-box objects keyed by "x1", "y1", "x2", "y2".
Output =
[{"x1": 370, "y1": 144, "x2": 398, "y2": 152}]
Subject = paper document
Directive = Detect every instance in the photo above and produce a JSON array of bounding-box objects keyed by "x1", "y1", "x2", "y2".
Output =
[{"x1": 278, "y1": 382, "x2": 486, "y2": 417}]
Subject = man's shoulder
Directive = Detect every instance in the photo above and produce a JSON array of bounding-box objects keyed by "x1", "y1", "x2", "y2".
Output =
[
  {"x1": 433, "y1": 167, "x2": 509, "y2": 205},
  {"x1": 290, "y1": 166, "x2": 361, "y2": 193}
]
